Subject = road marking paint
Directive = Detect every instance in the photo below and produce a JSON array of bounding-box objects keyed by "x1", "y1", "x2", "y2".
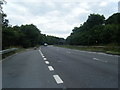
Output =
[
  {"x1": 93, "y1": 58, "x2": 99, "y2": 60},
  {"x1": 43, "y1": 58, "x2": 47, "y2": 60},
  {"x1": 88, "y1": 52, "x2": 95, "y2": 54},
  {"x1": 93, "y1": 58, "x2": 108, "y2": 63},
  {"x1": 48, "y1": 66, "x2": 54, "y2": 71},
  {"x1": 45, "y1": 61, "x2": 49, "y2": 64},
  {"x1": 97, "y1": 53, "x2": 106, "y2": 55},
  {"x1": 40, "y1": 52, "x2": 43, "y2": 55},
  {"x1": 38, "y1": 50, "x2": 42, "y2": 55},
  {"x1": 67, "y1": 51, "x2": 71, "y2": 54},
  {"x1": 107, "y1": 55, "x2": 113, "y2": 56},
  {"x1": 39, "y1": 50, "x2": 44, "y2": 56},
  {"x1": 39, "y1": 50, "x2": 42, "y2": 53},
  {"x1": 97, "y1": 53, "x2": 110, "y2": 56},
  {"x1": 53, "y1": 75, "x2": 63, "y2": 84},
  {"x1": 39, "y1": 50, "x2": 47, "y2": 61}
]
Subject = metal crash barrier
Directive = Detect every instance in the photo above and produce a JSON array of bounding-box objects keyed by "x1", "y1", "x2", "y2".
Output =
[{"x1": 0, "y1": 48, "x2": 18, "y2": 54}]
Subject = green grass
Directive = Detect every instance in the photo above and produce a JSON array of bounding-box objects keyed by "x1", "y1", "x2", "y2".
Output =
[
  {"x1": 2, "y1": 48, "x2": 26, "y2": 59},
  {"x1": 2, "y1": 45, "x2": 41, "y2": 59},
  {"x1": 55, "y1": 45, "x2": 120, "y2": 55}
]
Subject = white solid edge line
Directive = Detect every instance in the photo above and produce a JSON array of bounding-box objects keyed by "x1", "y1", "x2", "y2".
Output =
[
  {"x1": 48, "y1": 66, "x2": 54, "y2": 71},
  {"x1": 45, "y1": 61, "x2": 49, "y2": 64},
  {"x1": 53, "y1": 75, "x2": 63, "y2": 84}
]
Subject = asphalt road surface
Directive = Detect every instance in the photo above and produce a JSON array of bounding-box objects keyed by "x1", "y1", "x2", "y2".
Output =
[{"x1": 2, "y1": 46, "x2": 119, "y2": 88}]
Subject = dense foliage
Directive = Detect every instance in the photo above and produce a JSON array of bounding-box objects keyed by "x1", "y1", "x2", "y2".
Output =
[
  {"x1": 66, "y1": 13, "x2": 120, "y2": 45},
  {"x1": 2, "y1": 14, "x2": 65, "y2": 49},
  {"x1": 2, "y1": 13, "x2": 119, "y2": 49}
]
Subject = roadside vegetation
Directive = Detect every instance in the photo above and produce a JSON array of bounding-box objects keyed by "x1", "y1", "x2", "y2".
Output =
[
  {"x1": 2, "y1": 48, "x2": 26, "y2": 59},
  {"x1": 2, "y1": 13, "x2": 65, "y2": 50},
  {"x1": 57, "y1": 13, "x2": 120, "y2": 55},
  {"x1": 2, "y1": 12, "x2": 120, "y2": 55},
  {"x1": 2, "y1": 13, "x2": 64, "y2": 58},
  {"x1": 58, "y1": 13, "x2": 120, "y2": 55},
  {"x1": 55, "y1": 45, "x2": 120, "y2": 55},
  {"x1": 66, "y1": 13, "x2": 120, "y2": 46}
]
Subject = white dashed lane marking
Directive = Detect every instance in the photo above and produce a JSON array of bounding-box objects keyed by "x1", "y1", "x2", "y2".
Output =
[
  {"x1": 43, "y1": 58, "x2": 47, "y2": 60},
  {"x1": 66, "y1": 51, "x2": 71, "y2": 54},
  {"x1": 38, "y1": 50, "x2": 42, "y2": 55},
  {"x1": 48, "y1": 66, "x2": 54, "y2": 71},
  {"x1": 93, "y1": 58, "x2": 99, "y2": 60},
  {"x1": 93, "y1": 58, "x2": 108, "y2": 63},
  {"x1": 39, "y1": 50, "x2": 46, "y2": 60},
  {"x1": 45, "y1": 61, "x2": 49, "y2": 64},
  {"x1": 39, "y1": 49, "x2": 64, "y2": 84},
  {"x1": 53, "y1": 75, "x2": 63, "y2": 84}
]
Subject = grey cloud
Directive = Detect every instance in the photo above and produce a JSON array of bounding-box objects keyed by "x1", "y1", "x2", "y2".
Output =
[{"x1": 3, "y1": 1, "x2": 118, "y2": 38}]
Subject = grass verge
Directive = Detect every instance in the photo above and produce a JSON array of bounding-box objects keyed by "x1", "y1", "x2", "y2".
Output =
[
  {"x1": 55, "y1": 45, "x2": 120, "y2": 55},
  {"x1": 2, "y1": 48, "x2": 26, "y2": 59}
]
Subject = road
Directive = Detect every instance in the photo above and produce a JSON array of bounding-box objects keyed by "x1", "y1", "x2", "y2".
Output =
[{"x1": 2, "y1": 46, "x2": 118, "y2": 88}]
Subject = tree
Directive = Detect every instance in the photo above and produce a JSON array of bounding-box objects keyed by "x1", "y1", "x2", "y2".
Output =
[
  {"x1": 66, "y1": 13, "x2": 119, "y2": 45},
  {"x1": 100, "y1": 24, "x2": 120, "y2": 44},
  {"x1": 43, "y1": 35, "x2": 65, "y2": 45},
  {"x1": 2, "y1": 13, "x2": 65, "y2": 49},
  {"x1": 66, "y1": 14, "x2": 105, "y2": 45},
  {"x1": 20, "y1": 24, "x2": 41, "y2": 47},
  {"x1": 105, "y1": 13, "x2": 120, "y2": 24},
  {"x1": 2, "y1": 13, "x2": 9, "y2": 27},
  {"x1": 85, "y1": 14, "x2": 105, "y2": 29}
]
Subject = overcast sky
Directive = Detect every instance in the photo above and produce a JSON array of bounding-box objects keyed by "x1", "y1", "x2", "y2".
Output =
[{"x1": 3, "y1": 0, "x2": 119, "y2": 38}]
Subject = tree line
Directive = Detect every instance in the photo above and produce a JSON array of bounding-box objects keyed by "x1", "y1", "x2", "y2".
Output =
[
  {"x1": 66, "y1": 13, "x2": 120, "y2": 46},
  {"x1": 2, "y1": 12, "x2": 120, "y2": 49},
  {"x1": 2, "y1": 13, "x2": 65, "y2": 49}
]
